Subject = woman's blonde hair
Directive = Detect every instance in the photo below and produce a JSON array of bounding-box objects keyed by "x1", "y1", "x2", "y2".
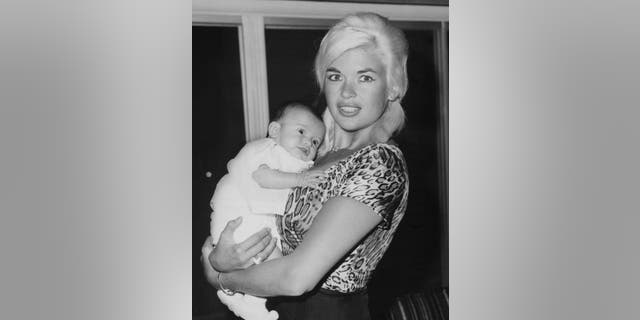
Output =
[{"x1": 314, "y1": 12, "x2": 409, "y2": 155}]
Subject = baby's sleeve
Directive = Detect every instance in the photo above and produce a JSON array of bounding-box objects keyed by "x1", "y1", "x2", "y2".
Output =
[{"x1": 338, "y1": 145, "x2": 408, "y2": 229}]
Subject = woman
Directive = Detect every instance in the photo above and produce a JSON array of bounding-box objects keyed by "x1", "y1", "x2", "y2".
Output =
[{"x1": 202, "y1": 12, "x2": 410, "y2": 320}]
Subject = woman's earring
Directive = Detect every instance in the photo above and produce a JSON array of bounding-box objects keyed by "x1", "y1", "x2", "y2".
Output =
[
  {"x1": 388, "y1": 90, "x2": 396, "y2": 101},
  {"x1": 388, "y1": 87, "x2": 399, "y2": 101}
]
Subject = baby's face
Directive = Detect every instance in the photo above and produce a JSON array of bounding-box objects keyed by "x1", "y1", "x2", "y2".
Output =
[{"x1": 273, "y1": 108, "x2": 325, "y2": 161}]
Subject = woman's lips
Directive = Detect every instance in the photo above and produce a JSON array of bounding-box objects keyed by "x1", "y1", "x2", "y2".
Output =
[{"x1": 338, "y1": 104, "x2": 360, "y2": 116}]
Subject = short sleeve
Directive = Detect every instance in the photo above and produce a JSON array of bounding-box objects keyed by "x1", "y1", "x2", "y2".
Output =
[{"x1": 338, "y1": 145, "x2": 408, "y2": 230}]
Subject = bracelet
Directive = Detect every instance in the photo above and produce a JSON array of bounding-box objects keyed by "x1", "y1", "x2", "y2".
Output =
[{"x1": 217, "y1": 272, "x2": 236, "y2": 296}]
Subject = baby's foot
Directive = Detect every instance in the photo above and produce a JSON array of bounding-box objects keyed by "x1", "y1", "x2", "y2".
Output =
[
  {"x1": 265, "y1": 310, "x2": 279, "y2": 320},
  {"x1": 242, "y1": 308, "x2": 279, "y2": 320},
  {"x1": 217, "y1": 291, "x2": 278, "y2": 320},
  {"x1": 216, "y1": 290, "x2": 246, "y2": 316},
  {"x1": 237, "y1": 295, "x2": 279, "y2": 320}
]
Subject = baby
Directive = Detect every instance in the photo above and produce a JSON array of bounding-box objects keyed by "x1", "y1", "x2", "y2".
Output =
[{"x1": 209, "y1": 102, "x2": 326, "y2": 320}]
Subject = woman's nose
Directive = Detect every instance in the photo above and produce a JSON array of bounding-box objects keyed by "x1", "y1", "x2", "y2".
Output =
[{"x1": 340, "y1": 81, "x2": 356, "y2": 98}]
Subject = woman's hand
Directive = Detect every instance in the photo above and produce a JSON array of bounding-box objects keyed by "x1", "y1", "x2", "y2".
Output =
[
  {"x1": 206, "y1": 217, "x2": 277, "y2": 272},
  {"x1": 201, "y1": 236, "x2": 220, "y2": 287}
]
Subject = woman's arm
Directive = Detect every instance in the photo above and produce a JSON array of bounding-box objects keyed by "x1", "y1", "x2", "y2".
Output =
[
  {"x1": 201, "y1": 236, "x2": 221, "y2": 288},
  {"x1": 209, "y1": 196, "x2": 382, "y2": 297}
]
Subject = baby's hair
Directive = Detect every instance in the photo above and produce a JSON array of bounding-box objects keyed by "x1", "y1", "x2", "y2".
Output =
[{"x1": 271, "y1": 101, "x2": 323, "y2": 123}]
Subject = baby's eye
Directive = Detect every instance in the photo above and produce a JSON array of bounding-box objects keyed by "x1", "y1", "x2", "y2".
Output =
[
  {"x1": 298, "y1": 129, "x2": 304, "y2": 135},
  {"x1": 312, "y1": 139, "x2": 319, "y2": 147},
  {"x1": 327, "y1": 73, "x2": 342, "y2": 81},
  {"x1": 359, "y1": 74, "x2": 375, "y2": 82}
]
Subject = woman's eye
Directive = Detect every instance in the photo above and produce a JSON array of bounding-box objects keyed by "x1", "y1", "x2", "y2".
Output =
[
  {"x1": 359, "y1": 74, "x2": 374, "y2": 82},
  {"x1": 298, "y1": 129, "x2": 304, "y2": 134},
  {"x1": 312, "y1": 140, "x2": 319, "y2": 146},
  {"x1": 327, "y1": 73, "x2": 342, "y2": 81}
]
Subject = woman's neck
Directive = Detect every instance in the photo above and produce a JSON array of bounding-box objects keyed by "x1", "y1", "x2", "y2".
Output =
[{"x1": 332, "y1": 124, "x2": 386, "y2": 151}]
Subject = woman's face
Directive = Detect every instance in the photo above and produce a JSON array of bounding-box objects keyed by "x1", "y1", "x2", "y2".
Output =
[{"x1": 323, "y1": 47, "x2": 389, "y2": 133}]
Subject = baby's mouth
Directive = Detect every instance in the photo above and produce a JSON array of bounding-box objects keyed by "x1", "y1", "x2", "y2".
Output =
[{"x1": 298, "y1": 146, "x2": 309, "y2": 156}]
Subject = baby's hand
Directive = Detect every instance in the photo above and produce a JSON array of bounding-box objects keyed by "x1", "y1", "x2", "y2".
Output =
[{"x1": 296, "y1": 170, "x2": 326, "y2": 188}]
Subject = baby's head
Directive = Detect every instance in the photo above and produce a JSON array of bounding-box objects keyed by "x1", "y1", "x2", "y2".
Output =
[{"x1": 268, "y1": 102, "x2": 326, "y2": 161}]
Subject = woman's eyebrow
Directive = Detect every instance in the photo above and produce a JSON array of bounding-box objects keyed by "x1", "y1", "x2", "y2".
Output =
[
  {"x1": 326, "y1": 67, "x2": 341, "y2": 73},
  {"x1": 357, "y1": 68, "x2": 378, "y2": 74}
]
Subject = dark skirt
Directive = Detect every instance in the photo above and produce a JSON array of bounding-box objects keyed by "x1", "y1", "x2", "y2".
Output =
[{"x1": 268, "y1": 288, "x2": 370, "y2": 320}]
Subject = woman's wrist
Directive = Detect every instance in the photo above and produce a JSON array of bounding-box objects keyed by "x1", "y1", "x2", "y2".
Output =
[
  {"x1": 209, "y1": 242, "x2": 240, "y2": 272},
  {"x1": 217, "y1": 272, "x2": 237, "y2": 296},
  {"x1": 202, "y1": 250, "x2": 222, "y2": 289}
]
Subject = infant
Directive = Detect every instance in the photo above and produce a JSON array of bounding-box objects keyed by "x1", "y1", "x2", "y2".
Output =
[{"x1": 210, "y1": 102, "x2": 326, "y2": 320}]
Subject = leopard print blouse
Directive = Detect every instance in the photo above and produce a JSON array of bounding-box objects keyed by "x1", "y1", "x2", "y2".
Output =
[{"x1": 276, "y1": 143, "x2": 409, "y2": 293}]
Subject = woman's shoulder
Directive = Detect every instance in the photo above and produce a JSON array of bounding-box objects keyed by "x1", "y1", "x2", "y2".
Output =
[
  {"x1": 348, "y1": 142, "x2": 407, "y2": 174},
  {"x1": 353, "y1": 142, "x2": 405, "y2": 163}
]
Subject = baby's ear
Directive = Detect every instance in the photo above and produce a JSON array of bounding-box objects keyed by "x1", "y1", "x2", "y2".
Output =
[{"x1": 267, "y1": 121, "x2": 281, "y2": 138}]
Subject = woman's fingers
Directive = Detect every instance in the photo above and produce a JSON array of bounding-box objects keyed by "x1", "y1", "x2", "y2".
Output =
[
  {"x1": 219, "y1": 217, "x2": 243, "y2": 244},
  {"x1": 249, "y1": 237, "x2": 277, "y2": 266},
  {"x1": 209, "y1": 218, "x2": 248, "y2": 272},
  {"x1": 237, "y1": 228, "x2": 273, "y2": 257},
  {"x1": 210, "y1": 221, "x2": 273, "y2": 271}
]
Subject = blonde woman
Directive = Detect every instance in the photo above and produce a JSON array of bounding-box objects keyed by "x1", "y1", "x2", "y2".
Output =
[{"x1": 202, "y1": 12, "x2": 410, "y2": 320}]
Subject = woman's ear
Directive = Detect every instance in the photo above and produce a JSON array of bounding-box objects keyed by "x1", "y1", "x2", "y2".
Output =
[
  {"x1": 387, "y1": 87, "x2": 400, "y2": 102},
  {"x1": 268, "y1": 121, "x2": 281, "y2": 138}
]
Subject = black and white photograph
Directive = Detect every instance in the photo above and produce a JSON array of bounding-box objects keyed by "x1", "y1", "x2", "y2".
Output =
[
  {"x1": 193, "y1": 1, "x2": 449, "y2": 319},
  {"x1": 4, "y1": 0, "x2": 640, "y2": 319}
]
